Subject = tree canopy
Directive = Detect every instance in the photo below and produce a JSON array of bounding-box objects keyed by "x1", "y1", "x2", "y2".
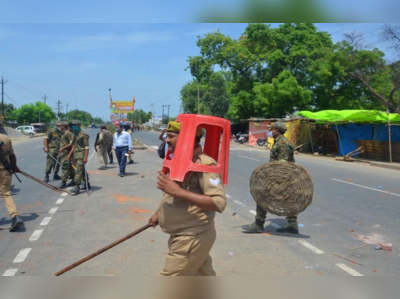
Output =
[
  {"x1": 11, "y1": 101, "x2": 56, "y2": 125},
  {"x1": 182, "y1": 23, "x2": 399, "y2": 121}
]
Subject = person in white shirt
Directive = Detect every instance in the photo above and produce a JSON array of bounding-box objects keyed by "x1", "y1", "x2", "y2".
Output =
[{"x1": 113, "y1": 123, "x2": 133, "y2": 177}]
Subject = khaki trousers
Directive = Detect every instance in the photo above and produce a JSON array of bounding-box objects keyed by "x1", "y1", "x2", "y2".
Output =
[
  {"x1": 97, "y1": 145, "x2": 108, "y2": 167},
  {"x1": 160, "y1": 227, "x2": 216, "y2": 276},
  {"x1": 0, "y1": 170, "x2": 19, "y2": 218}
]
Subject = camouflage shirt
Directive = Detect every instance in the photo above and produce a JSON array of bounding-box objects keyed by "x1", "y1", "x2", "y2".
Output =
[
  {"x1": 45, "y1": 128, "x2": 62, "y2": 150},
  {"x1": 60, "y1": 130, "x2": 74, "y2": 154},
  {"x1": 270, "y1": 135, "x2": 295, "y2": 163},
  {"x1": 73, "y1": 130, "x2": 90, "y2": 159}
]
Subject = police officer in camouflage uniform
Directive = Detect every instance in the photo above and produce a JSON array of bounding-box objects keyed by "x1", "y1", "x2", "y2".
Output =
[
  {"x1": 242, "y1": 122, "x2": 300, "y2": 234},
  {"x1": 69, "y1": 120, "x2": 90, "y2": 195},
  {"x1": 57, "y1": 122, "x2": 75, "y2": 189},
  {"x1": 43, "y1": 121, "x2": 62, "y2": 182}
]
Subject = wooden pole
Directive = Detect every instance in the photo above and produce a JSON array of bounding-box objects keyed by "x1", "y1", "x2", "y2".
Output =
[
  {"x1": 308, "y1": 123, "x2": 314, "y2": 154},
  {"x1": 388, "y1": 109, "x2": 393, "y2": 164},
  {"x1": 55, "y1": 224, "x2": 151, "y2": 276}
]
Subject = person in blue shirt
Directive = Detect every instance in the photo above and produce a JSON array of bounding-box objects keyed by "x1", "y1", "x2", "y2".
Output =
[{"x1": 113, "y1": 123, "x2": 133, "y2": 177}]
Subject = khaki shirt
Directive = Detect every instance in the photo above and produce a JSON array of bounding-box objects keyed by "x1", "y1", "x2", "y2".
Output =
[
  {"x1": 158, "y1": 146, "x2": 227, "y2": 236},
  {"x1": 0, "y1": 134, "x2": 14, "y2": 170}
]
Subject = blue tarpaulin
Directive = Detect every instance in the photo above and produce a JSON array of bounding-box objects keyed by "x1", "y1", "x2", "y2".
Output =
[
  {"x1": 333, "y1": 124, "x2": 374, "y2": 156},
  {"x1": 373, "y1": 125, "x2": 400, "y2": 142}
]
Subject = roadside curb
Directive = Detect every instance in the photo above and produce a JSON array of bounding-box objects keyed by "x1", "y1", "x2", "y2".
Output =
[
  {"x1": 370, "y1": 161, "x2": 400, "y2": 171},
  {"x1": 133, "y1": 138, "x2": 155, "y2": 152}
]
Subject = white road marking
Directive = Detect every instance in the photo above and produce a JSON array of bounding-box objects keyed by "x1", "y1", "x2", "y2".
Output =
[
  {"x1": 3, "y1": 269, "x2": 18, "y2": 276},
  {"x1": 332, "y1": 179, "x2": 400, "y2": 197},
  {"x1": 249, "y1": 210, "x2": 257, "y2": 216},
  {"x1": 29, "y1": 230, "x2": 43, "y2": 242},
  {"x1": 336, "y1": 264, "x2": 363, "y2": 276},
  {"x1": 234, "y1": 200, "x2": 243, "y2": 205},
  {"x1": 13, "y1": 248, "x2": 32, "y2": 263},
  {"x1": 238, "y1": 155, "x2": 260, "y2": 161},
  {"x1": 226, "y1": 194, "x2": 231, "y2": 198},
  {"x1": 40, "y1": 217, "x2": 52, "y2": 226},
  {"x1": 150, "y1": 146, "x2": 159, "y2": 150},
  {"x1": 298, "y1": 240, "x2": 325, "y2": 254},
  {"x1": 270, "y1": 223, "x2": 282, "y2": 229},
  {"x1": 56, "y1": 198, "x2": 64, "y2": 204},
  {"x1": 34, "y1": 146, "x2": 43, "y2": 149},
  {"x1": 49, "y1": 207, "x2": 58, "y2": 214},
  {"x1": 61, "y1": 192, "x2": 68, "y2": 197}
]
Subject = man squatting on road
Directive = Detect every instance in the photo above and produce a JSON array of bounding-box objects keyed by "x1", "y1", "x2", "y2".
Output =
[
  {"x1": 148, "y1": 121, "x2": 227, "y2": 276},
  {"x1": 242, "y1": 121, "x2": 299, "y2": 234},
  {"x1": 43, "y1": 121, "x2": 62, "y2": 183},
  {"x1": 0, "y1": 122, "x2": 24, "y2": 232}
]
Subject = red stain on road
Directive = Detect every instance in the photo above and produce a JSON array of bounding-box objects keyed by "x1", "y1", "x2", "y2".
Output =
[
  {"x1": 19, "y1": 202, "x2": 43, "y2": 209},
  {"x1": 113, "y1": 194, "x2": 147, "y2": 203},
  {"x1": 127, "y1": 207, "x2": 150, "y2": 214}
]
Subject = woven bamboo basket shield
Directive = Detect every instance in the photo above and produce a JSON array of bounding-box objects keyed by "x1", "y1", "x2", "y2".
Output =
[{"x1": 250, "y1": 162, "x2": 313, "y2": 216}]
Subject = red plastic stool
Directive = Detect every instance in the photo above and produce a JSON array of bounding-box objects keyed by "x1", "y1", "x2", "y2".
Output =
[{"x1": 162, "y1": 114, "x2": 231, "y2": 185}]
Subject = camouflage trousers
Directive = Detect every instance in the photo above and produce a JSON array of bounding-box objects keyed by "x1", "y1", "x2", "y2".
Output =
[
  {"x1": 256, "y1": 205, "x2": 298, "y2": 223},
  {"x1": 61, "y1": 153, "x2": 75, "y2": 183},
  {"x1": 45, "y1": 149, "x2": 61, "y2": 175},
  {"x1": 73, "y1": 158, "x2": 89, "y2": 186}
]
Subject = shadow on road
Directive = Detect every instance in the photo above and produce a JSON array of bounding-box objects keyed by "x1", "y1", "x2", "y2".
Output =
[{"x1": 0, "y1": 212, "x2": 39, "y2": 233}]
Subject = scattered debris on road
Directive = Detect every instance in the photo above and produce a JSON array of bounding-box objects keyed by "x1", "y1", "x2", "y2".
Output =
[
  {"x1": 379, "y1": 243, "x2": 393, "y2": 251},
  {"x1": 350, "y1": 244, "x2": 369, "y2": 251},
  {"x1": 333, "y1": 253, "x2": 362, "y2": 265}
]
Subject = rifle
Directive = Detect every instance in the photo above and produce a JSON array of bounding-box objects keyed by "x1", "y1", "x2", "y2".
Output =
[{"x1": 0, "y1": 141, "x2": 22, "y2": 183}]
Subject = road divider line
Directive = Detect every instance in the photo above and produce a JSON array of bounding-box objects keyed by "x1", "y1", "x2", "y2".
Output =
[
  {"x1": 40, "y1": 217, "x2": 52, "y2": 226},
  {"x1": 49, "y1": 207, "x2": 58, "y2": 214},
  {"x1": 234, "y1": 200, "x2": 243, "y2": 205},
  {"x1": 249, "y1": 210, "x2": 257, "y2": 216},
  {"x1": 29, "y1": 230, "x2": 43, "y2": 242},
  {"x1": 150, "y1": 146, "x2": 159, "y2": 150},
  {"x1": 61, "y1": 192, "x2": 68, "y2": 197},
  {"x1": 13, "y1": 248, "x2": 32, "y2": 263},
  {"x1": 56, "y1": 198, "x2": 64, "y2": 205},
  {"x1": 2, "y1": 269, "x2": 18, "y2": 276},
  {"x1": 238, "y1": 155, "x2": 260, "y2": 161},
  {"x1": 336, "y1": 264, "x2": 363, "y2": 276},
  {"x1": 34, "y1": 146, "x2": 42, "y2": 149},
  {"x1": 226, "y1": 194, "x2": 231, "y2": 198},
  {"x1": 332, "y1": 179, "x2": 400, "y2": 197},
  {"x1": 298, "y1": 240, "x2": 324, "y2": 254},
  {"x1": 270, "y1": 223, "x2": 282, "y2": 229}
]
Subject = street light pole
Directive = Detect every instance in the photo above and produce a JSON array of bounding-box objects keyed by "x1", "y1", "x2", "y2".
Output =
[{"x1": 167, "y1": 105, "x2": 170, "y2": 123}]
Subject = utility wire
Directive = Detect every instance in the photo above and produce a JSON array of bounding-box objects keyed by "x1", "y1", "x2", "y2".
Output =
[{"x1": 4, "y1": 93, "x2": 20, "y2": 107}]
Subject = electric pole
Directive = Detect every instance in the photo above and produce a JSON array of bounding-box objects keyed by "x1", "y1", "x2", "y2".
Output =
[
  {"x1": 55, "y1": 100, "x2": 63, "y2": 120},
  {"x1": 42, "y1": 94, "x2": 48, "y2": 105},
  {"x1": 162, "y1": 105, "x2": 165, "y2": 124},
  {"x1": 150, "y1": 103, "x2": 155, "y2": 128},
  {"x1": 1, "y1": 77, "x2": 8, "y2": 124},
  {"x1": 167, "y1": 105, "x2": 170, "y2": 123}
]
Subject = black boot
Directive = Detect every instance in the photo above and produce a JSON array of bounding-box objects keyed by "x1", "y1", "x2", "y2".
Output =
[
  {"x1": 276, "y1": 221, "x2": 299, "y2": 234},
  {"x1": 70, "y1": 186, "x2": 80, "y2": 195},
  {"x1": 66, "y1": 180, "x2": 75, "y2": 187},
  {"x1": 58, "y1": 182, "x2": 67, "y2": 189},
  {"x1": 242, "y1": 220, "x2": 264, "y2": 233},
  {"x1": 44, "y1": 175, "x2": 50, "y2": 183},
  {"x1": 10, "y1": 216, "x2": 24, "y2": 232},
  {"x1": 80, "y1": 182, "x2": 91, "y2": 190},
  {"x1": 53, "y1": 173, "x2": 62, "y2": 181},
  {"x1": 128, "y1": 160, "x2": 134, "y2": 165}
]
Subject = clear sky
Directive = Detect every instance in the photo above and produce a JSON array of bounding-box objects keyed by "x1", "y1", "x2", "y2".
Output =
[{"x1": 0, "y1": 23, "x2": 396, "y2": 120}]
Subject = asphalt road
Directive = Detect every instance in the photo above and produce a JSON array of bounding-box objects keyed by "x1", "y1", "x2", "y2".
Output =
[{"x1": 1, "y1": 129, "x2": 399, "y2": 276}]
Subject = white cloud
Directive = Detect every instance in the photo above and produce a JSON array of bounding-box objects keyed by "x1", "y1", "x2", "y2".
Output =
[{"x1": 54, "y1": 31, "x2": 177, "y2": 51}]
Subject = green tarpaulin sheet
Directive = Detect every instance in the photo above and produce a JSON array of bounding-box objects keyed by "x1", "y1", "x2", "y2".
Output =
[{"x1": 297, "y1": 110, "x2": 400, "y2": 124}]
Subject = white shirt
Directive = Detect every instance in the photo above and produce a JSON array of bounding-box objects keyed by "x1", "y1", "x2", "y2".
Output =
[{"x1": 113, "y1": 131, "x2": 133, "y2": 150}]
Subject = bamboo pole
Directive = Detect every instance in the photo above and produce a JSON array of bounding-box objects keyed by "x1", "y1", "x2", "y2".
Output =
[
  {"x1": 55, "y1": 224, "x2": 151, "y2": 276},
  {"x1": 335, "y1": 124, "x2": 345, "y2": 157},
  {"x1": 388, "y1": 109, "x2": 393, "y2": 164}
]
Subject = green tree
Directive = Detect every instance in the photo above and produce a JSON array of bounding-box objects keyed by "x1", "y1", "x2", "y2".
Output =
[
  {"x1": 3, "y1": 103, "x2": 16, "y2": 121},
  {"x1": 202, "y1": 72, "x2": 231, "y2": 118},
  {"x1": 67, "y1": 110, "x2": 93, "y2": 127},
  {"x1": 12, "y1": 101, "x2": 56, "y2": 125}
]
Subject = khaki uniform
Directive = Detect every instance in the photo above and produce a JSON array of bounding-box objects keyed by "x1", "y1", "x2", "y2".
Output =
[
  {"x1": 0, "y1": 134, "x2": 20, "y2": 218},
  {"x1": 72, "y1": 130, "x2": 90, "y2": 186},
  {"x1": 97, "y1": 130, "x2": 111, "y2": 167},
  {"x1": 158, "y1": 146, "x2": 227, "y2": 276},
  {"x1": 256, "y1": 135, "x2": 297, "y2": 223},
  {"x1": 44, "y1": 128, "x2": 62, "y2": 175},
  {"x1": 60, "y1": 130, "x2": 75, "y2": 183}
]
